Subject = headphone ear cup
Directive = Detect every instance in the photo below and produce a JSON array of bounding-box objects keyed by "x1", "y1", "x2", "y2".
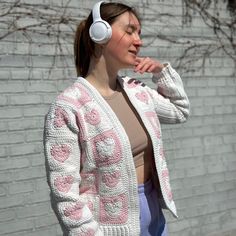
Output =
[{"x1": 89, "y1": 20, "x2": 112, "y2": 44}]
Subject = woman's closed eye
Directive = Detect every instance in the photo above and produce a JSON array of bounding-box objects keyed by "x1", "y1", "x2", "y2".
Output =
[{"x1": 126, "y1": 29, "x2": 133, "y2": 35}]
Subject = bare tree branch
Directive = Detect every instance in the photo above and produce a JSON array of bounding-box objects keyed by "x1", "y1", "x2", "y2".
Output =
[{"x1": 0, "y1": 0, "x2": 235, "y2": 78}]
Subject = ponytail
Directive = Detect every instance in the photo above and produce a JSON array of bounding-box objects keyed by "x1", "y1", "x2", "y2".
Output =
[{"x1": 74, "y1": 15, "x2": 94, "y2": 77}]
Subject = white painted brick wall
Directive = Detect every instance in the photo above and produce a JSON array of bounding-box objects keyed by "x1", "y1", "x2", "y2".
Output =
[{"x1": 0, "y1": 0, "x2": 236, "y2": 235}]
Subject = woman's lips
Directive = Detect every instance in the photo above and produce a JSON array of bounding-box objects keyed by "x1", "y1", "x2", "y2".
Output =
[{"x1": 128, "y1": 50, "x2": 137, "y2": 56}]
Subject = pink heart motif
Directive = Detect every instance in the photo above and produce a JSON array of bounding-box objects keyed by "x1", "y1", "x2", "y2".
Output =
[
  {"x1": 53, "y1": 107, "x2": 68, "y2": 128},
  {"x1": 102, "y1": 171, "x2": 121, "y2": 188},
  {"x1": 54, "y1": 175, "x2": 73, "y2": 192},
  {"x1": 79, "y1": 90, "x2": 92, "y2": 105},
  {"x1": 92, "y1": 131, "x2": 122, "y2": 167},
  {"x1": 135, "y1": 91, "x2": 149, "y2": 104},
  {"x1": 84, "y1": 109, "x2": 101, "y2": 125},
  {"x1": 58, "y1": 84, "x2": 92, "y2": 109},
  {"x1": 64, "y1": 202, "x2": 84, "y2": 220},
  {"x1": 74, "y1": 84, "x2": 92, "y2": 105},
  {"x1": 100, "y1": 194, "x2": 128, "y2": 224},
  {"x1": 50, "y1": 144, "x2": 71, "y2": 163}
]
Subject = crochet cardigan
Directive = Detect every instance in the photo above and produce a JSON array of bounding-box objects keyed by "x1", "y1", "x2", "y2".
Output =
[{"x1": 44, "y1": 64, "x2": 190, "y2": 236}]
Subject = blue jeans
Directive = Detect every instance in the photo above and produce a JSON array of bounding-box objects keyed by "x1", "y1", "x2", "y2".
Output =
[{"x1": 138, "y1": 179, "x2": 168, "y2": 236}]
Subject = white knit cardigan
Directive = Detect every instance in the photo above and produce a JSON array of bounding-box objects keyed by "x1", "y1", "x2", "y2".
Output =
[{"x1": 44, "y1": 64, "x2": 190, "y2": 236}]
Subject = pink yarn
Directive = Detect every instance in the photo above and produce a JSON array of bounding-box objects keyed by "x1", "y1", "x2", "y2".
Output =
[
  {"x1": 102, "y1": 171, "x2": 121, "y2": 188},
  {"x1": 50, "y1": 144, "x2": 71, "y2": 163},
  {"x1": 54, "y1": 107, "x2": 69, "y2": 128},
  {"x1": 135, "y1": 91, "x2": 149, "y2": 104},
  {"x1": 58, "y1": 84, "x2": 92, "y2": 109},
  {"x1": 54, "y1": 175, "x2": 73, "y2": 193},
  {"x1": 162, "y1": 169, "x2": 173, "y2": 201},
  {"x1": 80, "y1": 172, "x2": 98, "y2": 194},
  {"x1": 64, "y1": 202, "x2": 84, "y2": 220},
  {"x1": 91, "y1": 130, "x2": 122, "y2": 167},
  {"x1": 100, "y1": 194, "x2": 128, "y2": 224},
  {"x1": 145, "y1": 111, "x2": 161, "y2": 138},
  {"x1": 79, "y1": 229, "x2": 95, "y2": 236},
  {"x1": 84, "y1": 109, "x2": 101, "y2": 125}
]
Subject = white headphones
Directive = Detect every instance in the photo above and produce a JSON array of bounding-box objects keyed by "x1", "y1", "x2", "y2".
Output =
[{"x1": 89, "y1": 1, "x2": 112, "y2": 44}]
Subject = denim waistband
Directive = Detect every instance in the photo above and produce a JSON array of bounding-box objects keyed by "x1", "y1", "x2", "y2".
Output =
[{"x1": 138, "y1": 179, "x2": 153, "y2": 194}]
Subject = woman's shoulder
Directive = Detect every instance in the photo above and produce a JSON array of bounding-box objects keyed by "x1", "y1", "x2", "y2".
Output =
[
  {"x1": 47, "y1": 77, "x2": 93, "y2": 113},
  {"x1": 58, "y1": 77, "x2": 92, "y2": 101}
]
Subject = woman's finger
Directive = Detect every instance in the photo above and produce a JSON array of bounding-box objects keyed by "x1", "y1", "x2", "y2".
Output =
[{"x1": 134, "y1": 57, "x2": 150, "y2": 71}]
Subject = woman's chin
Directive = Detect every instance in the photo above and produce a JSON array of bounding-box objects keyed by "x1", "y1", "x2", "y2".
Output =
[{"x1": 118, "y1": 59, "x2": 137, "y2": 70}]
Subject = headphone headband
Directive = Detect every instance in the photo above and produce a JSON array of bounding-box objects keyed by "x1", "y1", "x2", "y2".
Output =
[{"x1": 92, "y1": 1, "x2": 103, "y2": 21}]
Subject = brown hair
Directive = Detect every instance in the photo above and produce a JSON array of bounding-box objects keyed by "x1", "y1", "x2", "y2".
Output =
[{"x1": 74, "y1": 2, "x2": 141, "y2": 77}]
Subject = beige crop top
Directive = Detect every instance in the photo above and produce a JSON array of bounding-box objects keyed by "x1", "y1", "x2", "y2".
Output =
[{"x1": 103, "y1": 83, "x2": 153, "y2": 168}]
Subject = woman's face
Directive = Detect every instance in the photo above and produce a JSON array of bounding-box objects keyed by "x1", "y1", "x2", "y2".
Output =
[{"x1": 103, "y1": 11, "x2": 142, "y2": 70}]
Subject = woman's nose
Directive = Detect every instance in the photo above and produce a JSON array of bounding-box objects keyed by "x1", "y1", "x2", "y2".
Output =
[{"x1": 134, "y1": 35, "x2": 143, "y2": 47}]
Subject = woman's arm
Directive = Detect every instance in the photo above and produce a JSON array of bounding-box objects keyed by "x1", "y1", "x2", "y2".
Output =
[
  {"x1": 44, "y1": 103, "x2": 102, "y2": 236},
  {"x1": 134, "y1": 57, "x2": 190, "y2": 123}
]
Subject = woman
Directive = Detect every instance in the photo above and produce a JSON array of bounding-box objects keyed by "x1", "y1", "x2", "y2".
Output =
[{"x1": 44, "y1": 1, "x2": 190, "y2": 236}]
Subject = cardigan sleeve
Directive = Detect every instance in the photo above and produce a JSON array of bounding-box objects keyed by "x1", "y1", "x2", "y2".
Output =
[
  {"x1": 148, "y1": 63, "x2": 190, "y2": 123},
  {"x1": 44, "y1": 103, "x2": 103, "y2": 236}
]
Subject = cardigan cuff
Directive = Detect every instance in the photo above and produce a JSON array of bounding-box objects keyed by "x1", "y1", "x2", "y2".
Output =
[{"x1": 152, "y1": 62, "x2": 173, "y2": 83}]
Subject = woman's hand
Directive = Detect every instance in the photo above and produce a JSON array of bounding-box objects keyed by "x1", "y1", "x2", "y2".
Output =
[{"x1": 134, "y1": 57, "x2": 164, "y2": 74}]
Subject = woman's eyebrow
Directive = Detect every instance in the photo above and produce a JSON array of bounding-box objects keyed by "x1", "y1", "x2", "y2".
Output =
[{"x1": 126, "y1": 24, "x2": 141, "y2": 34}]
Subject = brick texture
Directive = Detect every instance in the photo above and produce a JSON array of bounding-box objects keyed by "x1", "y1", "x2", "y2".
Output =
[{"x1": 0, "y1": 0, "x2": 235, "y2": 235}]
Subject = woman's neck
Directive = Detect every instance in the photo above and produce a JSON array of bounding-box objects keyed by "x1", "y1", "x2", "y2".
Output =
[{"x1": 85, "y1": 56, "x2": 119, "y2": 97}]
